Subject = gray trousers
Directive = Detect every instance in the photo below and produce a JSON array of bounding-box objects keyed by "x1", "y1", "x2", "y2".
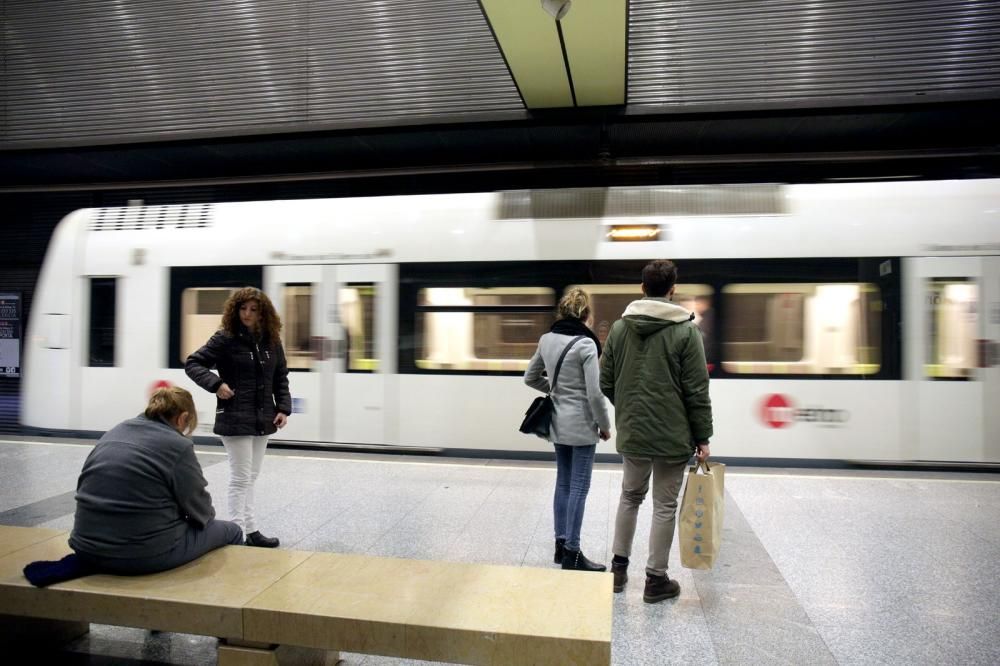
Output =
[
  {"x1": 76, "y1": 519, "x2": 244, "y2": 576},
  {"x1": 612, "y1": 455, "x2": 688, "y2": 577}
]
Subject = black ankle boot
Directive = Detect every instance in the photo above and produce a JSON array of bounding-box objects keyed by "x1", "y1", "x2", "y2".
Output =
[
  {"x1": 245, "y1": 531, "x2": 280, "y2": 548},
  {"x1": 561, "y1": 548, "x2": 606, "y2": 572},
  {"x1": 554, "y1": 538, "x2": 566, "y2": 564},
  {"x1": 643, "y1": 573, "x2": 680, "y2": 603}
]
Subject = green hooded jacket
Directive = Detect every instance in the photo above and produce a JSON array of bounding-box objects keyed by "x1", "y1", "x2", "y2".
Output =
[{"x1": 600, "y1": 297, "x2": 713, "y2": 461}]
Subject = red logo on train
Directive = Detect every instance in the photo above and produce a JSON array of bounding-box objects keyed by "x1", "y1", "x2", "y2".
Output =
[
  {"x1": 149, "y1": 379, "x2": 173, "y2": 397},
  {"x1": 761, "y1": 394, "x2": 795, "y2": 429}
]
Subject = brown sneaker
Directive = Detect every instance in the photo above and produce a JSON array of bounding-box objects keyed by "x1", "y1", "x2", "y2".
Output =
[
  {"x1": 611, "y1": 560, "x2": 628, "y2": 593},
  {"x1": 643, "y1": 573, "x2": 680, "y2": 603}
]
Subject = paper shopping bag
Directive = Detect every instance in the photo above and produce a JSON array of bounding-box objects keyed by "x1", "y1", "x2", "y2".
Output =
[{"x1": 679, "y1": 461, "x2": 725, "y2": 570}]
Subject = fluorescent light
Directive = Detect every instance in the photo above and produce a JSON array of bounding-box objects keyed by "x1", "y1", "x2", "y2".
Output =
[{"x1": 606, "y1": 225, "x2": 660, "y2": 242}]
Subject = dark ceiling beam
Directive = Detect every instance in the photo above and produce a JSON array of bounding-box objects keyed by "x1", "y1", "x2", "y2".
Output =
[{"x1": 1, "y1": 100, "x2": 998, "y2": 192}]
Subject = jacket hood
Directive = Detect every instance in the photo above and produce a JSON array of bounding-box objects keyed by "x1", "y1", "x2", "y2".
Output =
[{"x1": 622, "y1": 298, "x2": 694, "y2": 338}]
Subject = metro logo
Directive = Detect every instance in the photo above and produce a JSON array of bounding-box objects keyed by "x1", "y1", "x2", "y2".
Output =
[
  {"x1": 759, "y1": 393, "x2": 850, "y2": 428},
  {"x1": 761, "y1": 394, "x2": 795, "y2": 429},
  {"x1": 148, "y1": 379, "x2": 173, "y2": 397}
]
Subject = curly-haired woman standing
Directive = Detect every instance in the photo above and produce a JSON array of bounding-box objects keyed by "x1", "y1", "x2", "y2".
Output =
[{"x1": 185, "y1": 287, "x2": 291, "y2": 548}]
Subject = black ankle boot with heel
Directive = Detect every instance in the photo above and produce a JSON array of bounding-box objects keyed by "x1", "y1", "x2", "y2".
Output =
[
  {"x1": 561, "y1": 548, "x2": 606, "y2": 572},
  {"x1": 554, "y1": 538, "x2": 566, "y2": 564}
]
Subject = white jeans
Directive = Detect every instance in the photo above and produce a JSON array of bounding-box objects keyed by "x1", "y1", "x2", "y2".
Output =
[{"x1": 220, "y1": 435, "x2": 269, "y2": 534}]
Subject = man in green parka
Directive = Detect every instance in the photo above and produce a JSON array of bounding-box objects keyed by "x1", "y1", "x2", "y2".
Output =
[{"x1": 600, "y1": 259, "x2": 713, "y2": 603}]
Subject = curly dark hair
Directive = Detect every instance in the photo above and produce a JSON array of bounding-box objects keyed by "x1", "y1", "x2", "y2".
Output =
[{"x1": 220, "y1": 287, "x2": 282, "y2": 343}]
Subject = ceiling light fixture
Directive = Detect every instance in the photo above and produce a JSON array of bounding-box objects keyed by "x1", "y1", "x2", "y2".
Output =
[{"x1": 540, "y1": 0, "x2": 571, "y2": 20}]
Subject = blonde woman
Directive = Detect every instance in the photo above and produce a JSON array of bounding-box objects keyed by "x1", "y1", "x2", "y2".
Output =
[
  {"x1": 186, "y1": 287, "x2": 291, "y2": 548},
  {"x1": 70, "y1": 387, "x2": 243, "y2": 575},
  {"x1": 524, "y1": 288, "x2": 612, "y2": 572}
]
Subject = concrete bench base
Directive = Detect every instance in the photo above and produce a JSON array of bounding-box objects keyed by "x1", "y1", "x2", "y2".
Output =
[
  {"x1": 0, "y1": 613, "x2": 89, "y2": 648},
  {"x1": 219, "y1": 640, "x2": 341, "y2": 666}
]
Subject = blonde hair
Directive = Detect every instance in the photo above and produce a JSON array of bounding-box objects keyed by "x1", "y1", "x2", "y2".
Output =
[
  {"x1": 557, "y1": 287, "x2": 591, "y2": 321},
  {"x1": 145, "y1": 387, "x2": 198, "y2": 436}
]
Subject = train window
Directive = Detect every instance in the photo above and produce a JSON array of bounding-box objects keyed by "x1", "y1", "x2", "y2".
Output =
[
  {"x1": 574, "y1": 284, "x2": 714, "y2": 356},
  {"x1": 722, "y1": 283, "x2": 881, "y2": 375},
  {"x1": 179, "y1": 287, "x2": 235, "y2": 363},
  {"x1": 88, "y1": 278, "x2": 117, "y2": 367},
  {"x1": 342, "y1": 284, "x2": 377, "y2": 372},
  {"x1": 415, "y1": 287, "x2": 554, "y2": 371},
  {"x1": 925, "y1": 279, "x2": 978, "y2": 379},
  {"x1": 282, "y1": 285, "x2": 314, "y2": 371}
]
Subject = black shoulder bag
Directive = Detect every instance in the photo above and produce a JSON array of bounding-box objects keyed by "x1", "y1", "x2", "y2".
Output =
[{"x1": 518, "y1": 335, "x2": 584, "y2": 439}]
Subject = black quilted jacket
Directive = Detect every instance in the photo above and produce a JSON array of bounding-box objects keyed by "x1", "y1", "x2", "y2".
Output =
[{"x1": 185, "y1": 327, "x2": 291, "y2": 437}]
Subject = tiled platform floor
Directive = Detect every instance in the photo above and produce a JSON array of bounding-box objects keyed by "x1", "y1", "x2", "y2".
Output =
[{"x1": 2, "y1": 437, "x2": 998, "y2": 665}]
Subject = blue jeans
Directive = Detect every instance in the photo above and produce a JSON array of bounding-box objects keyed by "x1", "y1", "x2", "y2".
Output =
[{"x1": 553, "y1": 443, "x2": 597, "y2": 551}]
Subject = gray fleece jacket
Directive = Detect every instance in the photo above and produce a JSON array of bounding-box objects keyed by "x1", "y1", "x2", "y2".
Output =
[
  {"x1": 524, "y1": 333, "x2": 612, "y2": 446},
  {"x1": 70, "y1": 415, "x2": 216, "y2": 560}
]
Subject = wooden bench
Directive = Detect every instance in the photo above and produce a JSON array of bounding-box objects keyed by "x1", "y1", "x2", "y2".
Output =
[{"x1": 0, "y1": 526, "x2": 612, "y2": 665}]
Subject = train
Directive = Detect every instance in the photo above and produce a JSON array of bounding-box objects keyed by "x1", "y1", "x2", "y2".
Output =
[{"x1": 21, "y1": 179, "x2": 1000, "y2": 464}]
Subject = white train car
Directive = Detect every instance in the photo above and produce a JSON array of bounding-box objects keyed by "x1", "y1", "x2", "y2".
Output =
[{"x1": 21, "y1": 180, "x2": 1000, "y2": 464}]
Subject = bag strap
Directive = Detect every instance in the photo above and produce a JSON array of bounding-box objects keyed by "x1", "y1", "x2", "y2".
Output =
[{"x1": 550, "y1": 335, "x2": 585, "y2": 393}]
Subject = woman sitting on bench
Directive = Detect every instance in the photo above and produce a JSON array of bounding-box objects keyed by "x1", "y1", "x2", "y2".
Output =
[{"x1": 69, "y1": 387, "x2": 244, "y2": 575}]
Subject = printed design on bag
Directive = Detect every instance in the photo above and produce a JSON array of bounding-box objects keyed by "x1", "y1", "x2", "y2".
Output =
[
  {"x1": 681, "y1": 463, "x2": 724, "y2": 570},
  {"x1": 760, "y1": 393, "x2": 850, "y2": 429}
]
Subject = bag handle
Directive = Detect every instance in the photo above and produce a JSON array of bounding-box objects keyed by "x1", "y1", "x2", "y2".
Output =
[{"x1": 550, "y1": 335, "x2": 585, "y2": 393}]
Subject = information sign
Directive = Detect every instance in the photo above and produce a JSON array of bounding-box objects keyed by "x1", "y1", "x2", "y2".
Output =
[{"x1": 0, "y1": 293, "x2": 21, "y2": 378}]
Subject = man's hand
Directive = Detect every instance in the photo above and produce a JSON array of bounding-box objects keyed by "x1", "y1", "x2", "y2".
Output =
[
  {"x1": 216, "y1": 383, "x2": 235, "y2": 399},
  {"x1": 274, "y1": 413, "x2": 288, "y2": 429},
  {"x1": 695, "y1": 442, "x2": 710, "y2": 463},
  {"x1": 599, "y1": 429, "x2": 611, "y2": 441}
]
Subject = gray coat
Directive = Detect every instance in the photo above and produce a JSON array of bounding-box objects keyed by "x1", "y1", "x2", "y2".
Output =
[
  {"x1": 524, "y1": 333, "x2": 612, "y2": 446},
  {"x1": 70, "y1": 415, "x2": 216, "y2": 560}
]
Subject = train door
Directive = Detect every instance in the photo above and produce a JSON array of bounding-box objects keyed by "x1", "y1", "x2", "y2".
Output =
[
  {"x1": 983, "y1": 256, "x2": 1000, "y2": 462},
  {"x1": 265, "y1": 263, "x2": 397, "y2": 446},
  {"x1": 265, "y1": 265, "x2": 324, "y2": 442},
  {"x1": 327, "y1": 264, "x2": 398, "y2": 446},
  {"x1": 903, "y1": 257, "x2": 998, "y2": 463}
]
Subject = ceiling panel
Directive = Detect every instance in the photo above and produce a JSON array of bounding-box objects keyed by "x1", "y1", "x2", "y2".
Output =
[
  {"x1": 307, "y1": 1, "x2": 525, "y2": 122},
  {"x1": 478, "y1": 0, "x2": 573, "y2": 108},
  {"x1": 0, "y1": 0, "x2": 525, "y2": 148},
  {"x1": 628, "y1": 0, "x2": 1000, "y2": 111},
  {"x1": 561, "y1": 0, "x2": 627, "y2": 106}
]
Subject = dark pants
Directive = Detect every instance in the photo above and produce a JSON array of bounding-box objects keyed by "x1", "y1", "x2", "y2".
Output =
[
  {"x1": 76, "y1": 520, "x2": 244, "y2": 576},
  {"x1": 553, "y1": 443, "x2": 597, "y2": 551}
]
